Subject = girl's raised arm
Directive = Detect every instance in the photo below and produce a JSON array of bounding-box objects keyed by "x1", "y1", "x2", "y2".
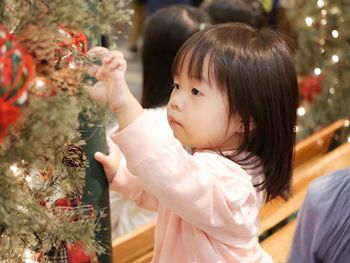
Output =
[{"x1": 88, "y1": 48, "x2": 143, "y2": 129}]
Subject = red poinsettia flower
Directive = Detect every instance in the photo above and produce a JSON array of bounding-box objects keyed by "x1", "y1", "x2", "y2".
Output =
[
  {"x1": 66, "y1": 242, "x2": 97, "y2": 263},
  {"x1": 300, "y1": 75, "x2": 323, "y2": 103}
]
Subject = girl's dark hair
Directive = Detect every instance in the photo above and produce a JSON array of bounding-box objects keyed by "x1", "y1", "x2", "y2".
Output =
[
  {"x1": 204, "y1": 0, "x2": 267, "y2": 29},
  {"x1": 173, "y1": 23, "x2": 298, "y2": 201},
  {"x1": 141, "y1": 5, "x2": 212, "y2": 108}
]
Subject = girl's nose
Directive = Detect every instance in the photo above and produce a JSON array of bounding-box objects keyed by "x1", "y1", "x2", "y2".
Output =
[{"x1": 169, "y1": 93, "x2": 184, "y2": 111}]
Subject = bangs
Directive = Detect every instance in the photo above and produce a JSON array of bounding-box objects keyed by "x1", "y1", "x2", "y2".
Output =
[{"x1": 172, "y1": 32, "x2": 225, "y2": 89}]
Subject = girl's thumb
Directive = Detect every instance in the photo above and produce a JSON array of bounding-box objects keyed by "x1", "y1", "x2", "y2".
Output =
[{"x1": 94, "y1": 152, "x2": 107, "y2": 166}]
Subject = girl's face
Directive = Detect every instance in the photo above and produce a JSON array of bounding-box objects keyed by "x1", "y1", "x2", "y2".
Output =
[{"x1": 167, "y1": 57, "x2": 243, "y2": 151}]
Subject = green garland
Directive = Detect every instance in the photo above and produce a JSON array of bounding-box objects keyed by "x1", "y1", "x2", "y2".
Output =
[{"x1": 0, "y1": 0, "x2": 131, "y2": 260}]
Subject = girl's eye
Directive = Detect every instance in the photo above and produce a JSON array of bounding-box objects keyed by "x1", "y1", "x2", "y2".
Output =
[
  {"x1": 191, "y1": 88, "x2": 202, "y2": 96},
  {"x1": 171, "y1": 83, "x2": 179, "y2": 90}
]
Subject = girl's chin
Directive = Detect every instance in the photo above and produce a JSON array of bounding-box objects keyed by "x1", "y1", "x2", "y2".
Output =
[{"x1": 173, "y1": 133, "x2": 187, "y2": 146}]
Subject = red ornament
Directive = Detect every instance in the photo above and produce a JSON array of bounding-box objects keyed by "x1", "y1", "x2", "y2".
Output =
[
  {"x1": 56, "y1": 27, "x2": 88, "y2": 68},
  {"x1": 300, "y1": 75, "x2": 323, "y2": 103},
  {"x1": 53, "y1": 198, "x2": 98, "y2": 262},
  {"x1": 66, "y1": 242, "x2": 98, "y2": 263},
  {"x1": 0, "y1": 25, "x2": 35, "y2": 142}
]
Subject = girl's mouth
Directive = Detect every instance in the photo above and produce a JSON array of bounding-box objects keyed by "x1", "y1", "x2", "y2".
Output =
[{"x1": 168, "y1": 116, "x2": 181, "y2": 126}]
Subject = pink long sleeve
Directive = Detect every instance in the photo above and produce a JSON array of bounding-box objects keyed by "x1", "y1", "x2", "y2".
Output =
[
  {"x1": 111, "y1": 111, "x2": 272, "y2": 263},
  {"x1": 109, "y1": 163, "x2": 159, "y2": 211}
]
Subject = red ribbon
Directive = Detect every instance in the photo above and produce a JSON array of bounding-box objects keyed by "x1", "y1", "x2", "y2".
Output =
[
  {"x1": 0, "y1": 99, "x2": 21, "y2": 143},
  {"x1": 56, "y1": 27, "x2": 88, "y2": 54},
  {"x1": 0, "y1": 24, "x2": 35, "y2": 143}
]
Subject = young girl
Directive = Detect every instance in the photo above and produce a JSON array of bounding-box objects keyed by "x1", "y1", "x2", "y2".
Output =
[
  {"x1": 88, "y1": 22, "x2": 298, "y2": 262},
  {"x1": 107, "y1": 5, "x2": 212, "y2": 239}
]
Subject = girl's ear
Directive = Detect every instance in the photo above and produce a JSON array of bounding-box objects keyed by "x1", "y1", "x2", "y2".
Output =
[{"x1": 237, "y1": 119, "x2": 256, "y2": 133}]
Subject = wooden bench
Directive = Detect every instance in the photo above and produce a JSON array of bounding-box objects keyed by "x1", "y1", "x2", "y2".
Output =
[
  {"x1": 112, "y1": 220, "x2": 155, "y2": 263},
  {"x1": 260, "y1": 119, "x2": 350, "y2": 262},
  {"x1": 112, "y1": 119, "x2": 350, "y2": 263}
]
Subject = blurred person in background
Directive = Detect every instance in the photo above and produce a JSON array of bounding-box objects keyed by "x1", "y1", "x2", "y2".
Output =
[{"x1": 202, "y1": 0, "x2": 267, "y2": 29}]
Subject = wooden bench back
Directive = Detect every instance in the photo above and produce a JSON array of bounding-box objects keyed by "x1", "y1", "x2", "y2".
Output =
[
  {"x1": 112, "y1": 119, "x2": 350, "y2": 263},
  {"x1": 294, "y1": 119, "x2": 348, "y2": 167},
  {"x1": 259, "y1": 118, "x2": 349, "y2": 234},
  {"x1": 261, "y1": 142, "x2": 350, "y2": 261},
  {"x1": 112, "y1": 220, "x2": 155, "y2": 263}
]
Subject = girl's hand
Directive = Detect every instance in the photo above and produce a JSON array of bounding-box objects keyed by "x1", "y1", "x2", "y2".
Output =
[
  {"x1": 87, "y1": 47, "x2": 132, "y2": 113},
  {"x1": 88, "y1": 47, "x2": 143, "y2": 129},
  {"x1": 94, "y1": 137, "x2": 121, "y2": 183}
]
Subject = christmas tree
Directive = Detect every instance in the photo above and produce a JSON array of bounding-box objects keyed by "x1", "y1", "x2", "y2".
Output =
[
  {"x1": 0, "y1": 0, "x2": 131, "y2": 261},
  {"x1": 286, "y1": 0, "x2": 350, "y2": 139}
]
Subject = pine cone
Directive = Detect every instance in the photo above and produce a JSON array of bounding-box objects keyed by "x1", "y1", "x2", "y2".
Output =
[
  {"x1": 51, "y1": 68, "x2": 80, "y2": 95},
  {"x1": 62, "y1": 144, "x2": 85, "y2": 168},
  {"x1": 17, "y1": 24, "x2": 56, "y2": 76}
]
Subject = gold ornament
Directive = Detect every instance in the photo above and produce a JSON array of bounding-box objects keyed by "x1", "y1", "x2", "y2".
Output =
[{"x1": 29, "y1": 77, "x2": 56, "y2": 97}]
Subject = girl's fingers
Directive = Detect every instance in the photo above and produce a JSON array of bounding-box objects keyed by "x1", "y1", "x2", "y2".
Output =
[
  {"x1": 95, "y1": 66, "x2": 107, "y2": 80},
  {"x1": 102, "y1": 51, "x2": 124, "y2": 64},
  {"x1": 95, "y1": 149, "x2": 119, "y2": 183},
  {"x1": 94, "y1": 151, "x2": 108, "y2": 166},
  {"x1": 86, "y1": 81, "x2": 107, "y2": 104},
  {"x1": 88, "y1": 46, "x2": 109, "y2": 58},
  {"x1": 109, "y1": 59, "x2": 125, "y2": 71},
  {"x1": 97, "y1": 58, "x2": 126, "y2": 78},
  {"x1": 87, "y1": 65, "x2": 99, "y2": 77}
]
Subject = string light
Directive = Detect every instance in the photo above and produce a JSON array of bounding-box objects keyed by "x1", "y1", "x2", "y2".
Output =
[
  {"x1": 321, "y1": 19, "x2": 327, "y2": 25},
  {"x1": 68, "y1": 62, "x2": 77, "y2": 69},
  {"x1": 321, "y1": 9, "x2": 327, "y2": 16},
  {"x1": 329, "y1": 87, "x2": 335, "y2": 94},
  {"x1": 35, "y1": 79, "x2": 45, "y2": 87},
  {"x1": 17, "y1": 205, "x2": 29, "y2": 213},
  {"x1": 9, "y1": 164, "x2": 19, "y2": 175},
  {"x1": 22, "y1": 248, "x2": 39, "y2": 263},
  {"x1": 314, "y1": 68, "x2": 322, "y2": 75},
  {"x1": 305, "y1": 17, "x2": 313, "y2": 27},
  {"x1": 9, "y1": 163, "x2": 25, "y2": 177},
  {"x1": 297, "y1": 107, "x2": 306, "y2": 116},
  {"x1": 332, "y1": 30, "x2": 339, "y2": 38},
  {"x1": 344, "y1": 120, "x2": 350, "y2": 127},
  {"x1": 331, "y1": 55, "x2": 339, "y2": 63},
  {"x1": 317, "y1": 0, "x2": 325, "y2": 8}
]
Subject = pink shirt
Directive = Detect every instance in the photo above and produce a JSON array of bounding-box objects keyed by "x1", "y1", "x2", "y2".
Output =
[{"x1": 111, "y1": 111, "x2": 273, "y2": 263}]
